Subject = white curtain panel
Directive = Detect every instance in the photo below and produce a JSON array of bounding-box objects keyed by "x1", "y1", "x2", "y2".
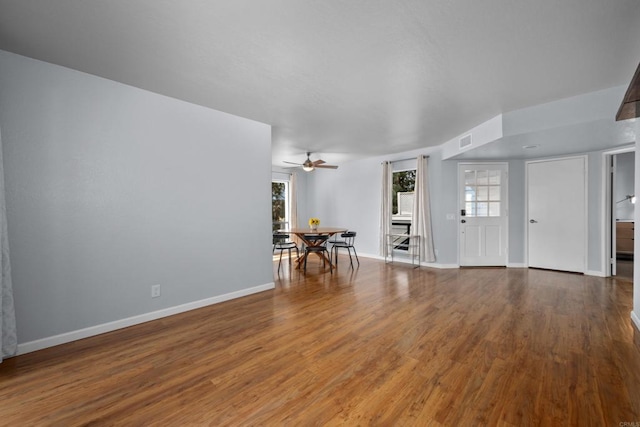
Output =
[
  {"x1": 379, "y1": 161, "x2": 392, "y2": 257},
  {"x1": 411, "y1": 155, "x2": 436, "y2": 262},
  {"x1": 0, "y1": 128, "x2": 16, "y2": 362}
]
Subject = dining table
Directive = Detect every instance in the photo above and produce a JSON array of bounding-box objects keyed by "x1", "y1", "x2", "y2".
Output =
[{"x1": 280, "y1": 227, "x2": 348, "y2": 269}]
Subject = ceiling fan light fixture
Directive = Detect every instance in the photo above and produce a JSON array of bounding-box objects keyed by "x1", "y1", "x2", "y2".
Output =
[{"x1": 302, "y1": 159, "x2": 314, "y2": 172}]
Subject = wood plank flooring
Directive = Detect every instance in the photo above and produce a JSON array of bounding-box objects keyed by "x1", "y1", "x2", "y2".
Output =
[{"x1": 1, "y1": 256, "x2": 639, "y2": 425}]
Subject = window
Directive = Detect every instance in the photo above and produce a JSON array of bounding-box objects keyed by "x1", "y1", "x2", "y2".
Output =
[
  {"x1": 272, "y1": 181, "x2": 289, "y2": 232},
  {"x1": 392, "y1": 170, "x2": 415, "y2": 215},
  {"x1": 464, "y1": 169, "x2": 501, "y2": 217},
  {"x1": 391, "y1": 170, "x2": 415, "y2": 238}
]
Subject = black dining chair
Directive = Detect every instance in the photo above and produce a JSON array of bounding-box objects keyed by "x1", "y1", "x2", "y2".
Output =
[
  {"x1": 273, "y1": 232, "x2": 299, "y2": 273},
  {"x1": 328, "y1": 231, "x2": 347, "y2": 250},
  {"x1": 331, "y1": 231, "x2": 360, "y2": 268},
  {"x1": 303, "y1": 234, "x2": 333, "y2": 273}
]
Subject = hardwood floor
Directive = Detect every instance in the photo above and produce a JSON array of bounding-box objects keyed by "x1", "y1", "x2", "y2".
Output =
[{"x1": 1, "y1": 256, "x2": 639, "y2": 425}]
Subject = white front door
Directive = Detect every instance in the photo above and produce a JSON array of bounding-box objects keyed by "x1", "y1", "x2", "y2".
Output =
[
  {"x1": 459, "y1": 164, "x2": 508, "y2": 266},
  {"x1": 527, "y1": 157, "x2": 586, "y2": 273}
]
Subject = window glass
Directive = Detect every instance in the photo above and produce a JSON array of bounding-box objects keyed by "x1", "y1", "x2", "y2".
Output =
[
  {"x1": 476, "y1": 186, "x2": 488, "y2": 201},
  {"x1": 465, "y1": 202, "x2": 476, "y2": 216},
  {"x1": 465, "y1": 188, "x2": 476, "y2": 201},
  {"x1": 489, "y1": 186, "x2": 500, "y2": 201},
  {"x1": 272, "y1": 181, "x2": 289, "y2": 231},
  {"x1": 488, "y1": 170, "x2": 501, "y2": 185},
  {"x1": 477, "y1": 170, "x2": 489, "y2": 185},
  {"x1": 463, "y1": 169, "x2": 502, "y2": 217},
  {"x1": 392, "y1": 170, "x2": 416, "y2": 215},
  {"x1": 465, "y1": 171, "x2": 476, "y2": 185},
  {"x1": 477, "y1": 202, "x2": 488, "y2": 216},
  {"x1": 391, "y1": 169, "x2": 416, "y2": 241}
]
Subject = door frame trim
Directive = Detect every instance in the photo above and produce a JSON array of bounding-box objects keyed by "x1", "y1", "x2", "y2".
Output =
[
  {"x1": 525, "y1": 155, "x2": 588, "y2": 272},
  {"x1": 457, "y1": 162, "x2": 509, "y2": 266},
  {"x1": 601, "y1": 145, "x2": 635, "y2": 277}
]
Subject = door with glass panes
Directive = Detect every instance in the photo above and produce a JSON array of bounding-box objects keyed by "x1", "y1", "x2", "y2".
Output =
[{"x1": 459, "y1": 163, "x2": 508, "y2": 266}]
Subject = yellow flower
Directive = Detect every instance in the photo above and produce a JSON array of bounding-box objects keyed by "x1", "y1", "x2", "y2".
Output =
[{"x1": 308, "y1": 217, "x2": 320, "y2": 226}]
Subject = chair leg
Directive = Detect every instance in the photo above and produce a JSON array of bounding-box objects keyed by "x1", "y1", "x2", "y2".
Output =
[
  {"x1": 326, "y1": 249, "x2": 333, "y2": 273},
  {"x1": 347, "y1": 247, "x2": 353, "y2": 268},
  {"x1": 278, "y1": 249, "x2": 284, "y2": 273},
  {"x1": 353, "y1": 247, "x2": 360, "y2": 266},
  {"x1": 304, "y1": 250, "x2": 308, "y2": 272}
]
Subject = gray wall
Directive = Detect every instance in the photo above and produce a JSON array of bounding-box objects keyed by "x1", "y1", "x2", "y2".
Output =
[
  {"x1": 0, "y1": 50, "x2": 273, "y2": 344},
  {"x1": 507, "y1": 159, "x2": 526, "y2": 265}
]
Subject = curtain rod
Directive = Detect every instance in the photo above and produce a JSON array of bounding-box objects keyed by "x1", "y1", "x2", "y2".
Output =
[{"x1": 383, "y1": 155, "x2": 430, "y2": 164}]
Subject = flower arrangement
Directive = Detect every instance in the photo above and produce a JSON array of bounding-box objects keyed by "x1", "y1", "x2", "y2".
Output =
[{"x1": 308, "y1": 217, "x2": 320, "y2": 229}]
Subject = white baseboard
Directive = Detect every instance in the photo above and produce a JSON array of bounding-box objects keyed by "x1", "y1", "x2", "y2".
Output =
[
  {"x1": 422, "y1": 262, "x2": 459, "y2": 269},
  {"x1": 632, "y1": 311, "x2": 640, "y2": 333},
  {"x1": 357, "y1": 252, "x2": 458, "y2": 269},
  {"x1": 17, "y1": 282, "x2": 275, "y2": 356},
  {"x1": 507, "y1": 263, "x2": 526, "y2": 268},
  {"x1": 354, "y1": 252, "x2": 383, "y2": 260},
  {"x1": 585, "y1": 270, "x2": 606, "y2": 277}
]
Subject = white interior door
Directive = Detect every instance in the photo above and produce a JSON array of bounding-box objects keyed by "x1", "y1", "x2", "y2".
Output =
[
  {"x1": 527, "y1": 157, "x2": 586, "y2": 273},
  {"x1": 459, "y1": 164, "x2": 508, "y2": 266}
]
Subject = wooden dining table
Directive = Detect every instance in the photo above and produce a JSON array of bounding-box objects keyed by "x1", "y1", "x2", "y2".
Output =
[{"x1": 280, "y1": 227, "x2": 348, "y2": 269}]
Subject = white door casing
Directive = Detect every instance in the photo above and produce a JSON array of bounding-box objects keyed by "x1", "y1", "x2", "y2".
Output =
[
  {"x1": 527, "y1": 156, "x2": 586, "y2": 273},
  {"x1": 459, "y1": 163, "x2": 508, "y2": 266}
]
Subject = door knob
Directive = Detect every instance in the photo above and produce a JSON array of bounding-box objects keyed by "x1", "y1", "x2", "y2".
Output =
[
  {"x1": 530, "y1": 219, "x2": 538, "y2": 223},
  {"x1": 461, "y1": 219, "x2": 466, "y2": 223}
]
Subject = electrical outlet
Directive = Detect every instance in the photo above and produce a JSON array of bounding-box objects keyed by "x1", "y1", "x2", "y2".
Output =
[{"x1": 151, "y1": 284, "x2": 161, "y2": 298}]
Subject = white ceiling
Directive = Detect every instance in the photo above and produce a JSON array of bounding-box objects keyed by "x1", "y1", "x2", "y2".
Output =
[{"x1": 1, "y1": 1, "x2": 639, "y2": 167}]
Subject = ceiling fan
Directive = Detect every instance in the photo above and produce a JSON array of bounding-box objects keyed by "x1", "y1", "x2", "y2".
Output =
[{"x1": 283, "y1": 152, "x2": 338, "y2": 172}]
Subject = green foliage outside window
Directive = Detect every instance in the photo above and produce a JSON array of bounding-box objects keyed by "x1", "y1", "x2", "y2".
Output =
[
  {"x1": 272, "y1": 182, "x2": 286, "y2": 231},
  {"x1": 392, "y1": 170, "x2": 415, "y2": 214}
]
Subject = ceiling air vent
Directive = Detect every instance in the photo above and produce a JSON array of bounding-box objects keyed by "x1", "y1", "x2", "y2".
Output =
[{"x1": 459, "y1": 134, "x2": 472, "y2": 149}]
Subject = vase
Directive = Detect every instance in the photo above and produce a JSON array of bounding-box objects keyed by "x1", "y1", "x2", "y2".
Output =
[{"x1": 310, "y1": 225, "x2": 318, "y2": 231}]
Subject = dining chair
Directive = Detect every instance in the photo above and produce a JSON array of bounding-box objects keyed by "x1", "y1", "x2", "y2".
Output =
[
  {"x1": 303, "y1": 234, "x2": 332, "y2": 273},
  {"x1": 273, "y1": 232, "x2": 299, "y2": 273},
  {"x1": 331, "y1": 231, "x2": 360, "y2": 268},
  {"x1": 327, "y1": 233, "x2": 346, "y2": 254}
]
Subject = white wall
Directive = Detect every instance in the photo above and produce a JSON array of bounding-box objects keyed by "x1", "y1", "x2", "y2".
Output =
[{"x1": 0, "y1": 50, "x2": 273, "y2": 349}]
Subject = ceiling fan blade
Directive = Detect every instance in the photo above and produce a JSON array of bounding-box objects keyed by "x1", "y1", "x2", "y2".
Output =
[
  {"x1": 312, "y1": 159, "x2": 326, "y2": 166},
  {"x1": 282, "y1": 160, "x2": 303, "y2": 166},
  {"x1": 314, "y1": 164, "x2": 338, "y2": 169}
]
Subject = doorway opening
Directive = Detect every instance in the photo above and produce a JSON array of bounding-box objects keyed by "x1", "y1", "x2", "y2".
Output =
[{"x1": 605, "y1": 148, "x2": 635, "y2": 281}]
